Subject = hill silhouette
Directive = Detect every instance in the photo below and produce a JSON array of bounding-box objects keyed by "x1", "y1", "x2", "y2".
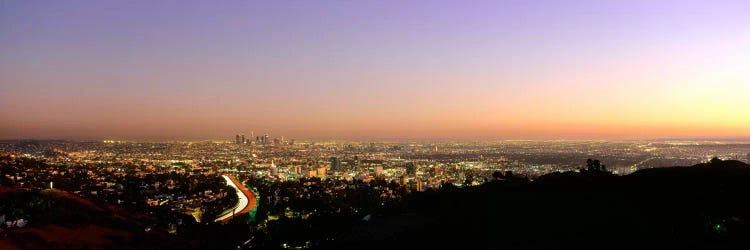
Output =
[
  {"x1": 324, "y1": 159, "x2": 750, "y2": 250},
  {"x1": 0, "y1": 188, "x2": 189, "y2": 249}
]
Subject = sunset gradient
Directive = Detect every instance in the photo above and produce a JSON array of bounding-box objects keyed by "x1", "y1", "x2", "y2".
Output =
[{"x1": 2, "y1": 1, "x2": 749, "y2": 140}]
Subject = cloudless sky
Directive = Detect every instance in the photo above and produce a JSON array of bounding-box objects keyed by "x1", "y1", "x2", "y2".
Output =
[{"x1": 1, "y1": 0, "x2": 749, "y2": 140}]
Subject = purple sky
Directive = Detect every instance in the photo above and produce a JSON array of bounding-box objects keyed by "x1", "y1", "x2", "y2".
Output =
[{"x1": 1, "y1": 1, "x2": 749, "y2": 140}]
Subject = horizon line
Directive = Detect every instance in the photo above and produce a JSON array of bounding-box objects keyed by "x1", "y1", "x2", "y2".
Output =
[{"x1": 4, "y1": 136, "x2": 750, "y2": 143}]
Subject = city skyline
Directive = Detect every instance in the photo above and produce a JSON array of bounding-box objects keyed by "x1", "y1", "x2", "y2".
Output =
[{"x1": 2, "y1": 1, "x2": 750, "y2": 140}]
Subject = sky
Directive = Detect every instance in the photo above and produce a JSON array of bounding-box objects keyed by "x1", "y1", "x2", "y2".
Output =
[{"x1": 1, "y1": 0, "x2": 749, "y2": 141}]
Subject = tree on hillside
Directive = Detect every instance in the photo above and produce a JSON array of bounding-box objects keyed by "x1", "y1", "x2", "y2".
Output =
[
  {"x1": 710, "y1": 157, "x2": 723, "y2": 165},
  {"x1": 584, "y1": 159, "x2": 610, "y2": 173}
]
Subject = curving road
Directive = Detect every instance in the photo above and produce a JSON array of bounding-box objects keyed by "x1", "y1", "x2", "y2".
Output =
[{"x1": 214, "y1": 175, "x2": 257, "y2": 223}]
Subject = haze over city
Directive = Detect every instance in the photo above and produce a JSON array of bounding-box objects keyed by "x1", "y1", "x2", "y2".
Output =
[{"x1": 2, "y1": 0, "x2": 749, "y2": 140}]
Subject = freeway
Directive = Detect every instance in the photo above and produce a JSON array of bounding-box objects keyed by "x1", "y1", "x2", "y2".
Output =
[{"x1": 214, "y1": 175, "x2": 257, "y2": 223}]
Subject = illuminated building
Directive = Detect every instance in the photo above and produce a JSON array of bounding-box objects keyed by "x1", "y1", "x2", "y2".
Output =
[
  {"x1": 269, "y1": 160, "x2": 278, "y2": 177},
  {"x1": 316, "y1": 166, "x2": 327, "y2": 178},
  {"x1": 307, "y1": 169, "x2": 317, "y2": 177}
]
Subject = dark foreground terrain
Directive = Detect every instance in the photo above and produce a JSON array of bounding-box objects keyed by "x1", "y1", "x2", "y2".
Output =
[{"x1": 324, "y1": 159, "x2": 750, "y2": 250}]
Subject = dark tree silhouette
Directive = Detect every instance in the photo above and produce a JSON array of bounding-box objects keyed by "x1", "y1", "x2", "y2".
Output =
[
  {"x1": 711, "y1": 157, "x2": 723, "y2": 164},
  {"x1": 586, "y1": 159, "x2": 605, "y2": 172},
  {"x1": 492, "y1": 171, "x2": 503, "y2": 180}
]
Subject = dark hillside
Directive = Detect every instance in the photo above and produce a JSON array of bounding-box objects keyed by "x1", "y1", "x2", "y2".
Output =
[
  {"x1": 326, "y1": 160, "x2": 750, "y2": 250},
  {"x1": 0, "y1": 188, "x2": 188, "y2": 249}
]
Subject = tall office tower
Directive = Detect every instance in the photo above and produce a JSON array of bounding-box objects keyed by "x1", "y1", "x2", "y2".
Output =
[
  {"x1": 269, "y1": 160, "x2": 278, "y2": 177},
  {"x1": 280, "y1": 136, "x2": 285, "y2": 145},
  {"x1": 249, "y1": 132, "x2": 253, "y2": 144},
  {"x1": 241, "y1": 134, "x2": 245, "y2": 144},
  {"x1": 235, "y1": 134, "x2": 241, "y2": 144},
  {"x1": 330, "y1": 157, "x2": 340, "y2": 171},
  {"x1": 264, "y1": 134, "x2": 269, "y2": 144},
  {"x1": 256, "y1": 136, "x2": 260, "y2": 144}
]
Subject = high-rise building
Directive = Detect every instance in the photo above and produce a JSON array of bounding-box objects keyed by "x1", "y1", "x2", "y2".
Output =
[
  {"x1": 241, "y1": 134, "x2": 245, "y2": 144},
  {"x1": 264, "y1": 134, "x2": 269, "y2": 144},
  {"x1": 269, "y1": 160, "x2": 278, "y2": 177},
  {"x1": 235, "y1": 134, "x2": 241, "y2": 144}
]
